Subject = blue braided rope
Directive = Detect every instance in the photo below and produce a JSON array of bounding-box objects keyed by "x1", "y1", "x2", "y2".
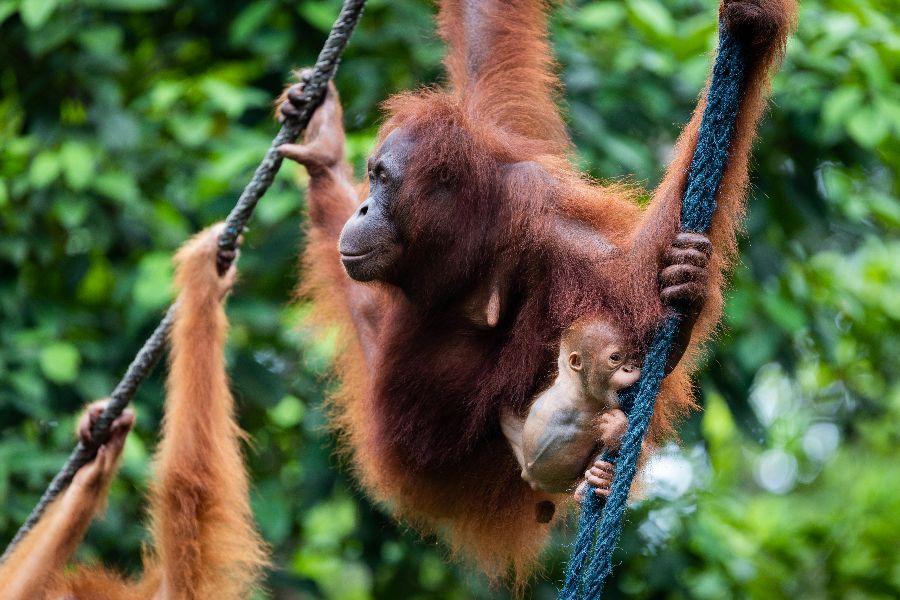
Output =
[{"x1": 559, "y1": 22, "x2": 748, "y2": 599}]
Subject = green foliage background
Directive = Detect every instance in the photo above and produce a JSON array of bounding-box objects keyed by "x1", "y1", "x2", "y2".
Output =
[{"x1": 1, "y1": 0, "x2": 897, "y2": 598}]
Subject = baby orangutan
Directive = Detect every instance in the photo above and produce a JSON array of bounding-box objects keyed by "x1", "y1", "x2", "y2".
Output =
[
  {"x1": 0, "y1": 224, "x2": 267, "y2": 600},
  {"x1": 501, "y1": 316, "x2": 640, "y2": 517}
]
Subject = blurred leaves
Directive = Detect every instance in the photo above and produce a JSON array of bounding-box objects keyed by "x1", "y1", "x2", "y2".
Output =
[{"x1": 1, "y1": 0, "x2": 898, "y2": 598}]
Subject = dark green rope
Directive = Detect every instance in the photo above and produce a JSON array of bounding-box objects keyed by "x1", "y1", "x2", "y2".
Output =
[{"x1": 560, "y1": 20, "x2": 749, "y2": 599}]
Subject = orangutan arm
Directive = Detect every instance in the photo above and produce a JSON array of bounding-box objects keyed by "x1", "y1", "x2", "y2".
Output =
[
  {"x1": 148, "y1": 224, "x2": 267, "y2": 599},
  {"x1": 277, "y1": 76, "x2": 383, "y2": 366},
  {"x1": 0, "y1": 404, "x2": 133, "y2": 600}
]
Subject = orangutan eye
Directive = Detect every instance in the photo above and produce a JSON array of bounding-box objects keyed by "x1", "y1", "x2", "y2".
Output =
[{"x1": 609, "y1": 352, "x2": 622, "y2": 364}]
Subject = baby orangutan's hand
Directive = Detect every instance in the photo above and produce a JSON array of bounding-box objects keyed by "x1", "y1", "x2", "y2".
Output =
[
  {"x1": 597, "y1": 409, "x2": 629, "y2": 452},
  {"x1": 574, "y1": 459, "x2": 615, "y2": 502}
]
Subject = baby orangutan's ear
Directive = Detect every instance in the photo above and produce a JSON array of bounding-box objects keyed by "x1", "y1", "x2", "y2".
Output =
[{"x1": 568, "y1": 352, "x2": 583, "y2": 371}]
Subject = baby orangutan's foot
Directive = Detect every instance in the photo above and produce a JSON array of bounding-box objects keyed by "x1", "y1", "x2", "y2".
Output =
[
  {"x1": 72, "y1": 400, "x2": 135, "y2": 491},
  {"x1": 574, "y1": 459, "x2": 615, "y2": 503}
]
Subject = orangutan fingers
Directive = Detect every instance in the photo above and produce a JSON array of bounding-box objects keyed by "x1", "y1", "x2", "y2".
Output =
[
  {"x1": 283, "y1": 74, "x2": 338, "y2": 127},
  {"x1": 664, "y1": 246, "x2": 709, "y2": 269},
  {"x1": 671, "y1": 232, "x2": 712, "y2": 257},
  {"x1": 279, "y1": 97, "x2": 302, "y2": 122},
  {"x1": 591, "y1": 459, "x2": 615, "y2": 472},
  {"x1": 660, "y1": 280, "x2": 704, "y2": 303},
  {"x1": 278, "y1": 142, "x2": 332, "y2": 167},
  {"x1": 586, "y1": 470, "x2": 612, "y2": 489},
  {"x1": 587, "y1": 467, "x2": 612, "y2": 481},
  {"x1": 587, "y1": 460, "x2": 615, "y2": 491},
  {"x1": 574, "y1": 481, "x2": 587, "y2": 504},
  {"x1": 107, "y1": 410, "x2": 135, "y2": 455},
  {"x1": 659, "y1": 263, "x2": 706, "y2": 289},
  {"x1": 286, "y1": 79, "x2": 307, "y2": 107},
  {"x1": 76, "y1": 401, "x2": 109, "y2": 445},
  {"x1": 660, "y1": 282, "x2": 706, "y2": 309}
]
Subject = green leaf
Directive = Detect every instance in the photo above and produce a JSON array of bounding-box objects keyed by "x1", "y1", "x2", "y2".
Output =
[
  {"x1": 230, "y1": 0, "x2": 275, "y2": 45},
  {"x1": 78, "y1": 25, "x2": 123, "y2": 54},
  {"x1": 95, "y1": 0, "x2": 168, "y2": 10},
  {"x1": 760, "y1": 293, "x2": 806, "y2": 334},
  {"x1": 168, "y1": 114, "x2": 212, "y2": 147},
  {"x1": 29, "y1": 150, "x2": 60, "y2": 188},
  {"x1": 147, "y1": 80, "x2": 186, "y2": 113},
  {"x1": 821, "y1": 86, "x2": 864, "y2": 131},
  {"x1": 77, "y1": 258, "x2": 115, "y2": 303},
  {"x1": 53, "y1": 196, "x2": 89, "y2": 227},
  {"x1": 92, "y1": 170, "x2": 140, "y2": 205},
  {"x1": 59, "y1": 141, "x2": 96, "y2": 191},
  {"x1": 268, "y1": 395, "x2": 306, "y2": 428},
  {"x1": 577, "y1": 2, "x2": 626, "y2": 32},
  {"x1": 303, "y1": 496, "x2": 357, "y2": 547},
  {"x1": 628, "y1": 0, "x2": 675, "y2": 38},
  {"x1": 20, "y1": 0, "x2": 58, "y2": 29},
  {"x1": 0, "y1": 1, "x2": 18, "y2": 26},
  {"x1": 846, "y1": 107, "x2": 891, "y2": 148},
  {"x1": 201, "y1": 79, "x2": 249, "y2": 117},
  {"x1": 298, "y1": 2, "x2": 339, "y2": 32},
  {"x1": 39, "y1": 342, "x2": 81, "y2": 384},
  {"x1": 252, "y1": 482, "x2": 291, "y2": 543},
  {"x1": 132, "y1": 253, "x2": 173, "y2": 309}
]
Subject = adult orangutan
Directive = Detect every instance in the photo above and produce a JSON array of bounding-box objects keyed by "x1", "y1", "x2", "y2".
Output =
[{"x1": 278, "y1": 0, "x2": 796, "y2": 582}]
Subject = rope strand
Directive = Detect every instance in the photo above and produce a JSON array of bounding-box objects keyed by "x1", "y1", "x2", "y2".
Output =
[{"x1": 559, "y1": 22, "x2": 748, "y2": 599}]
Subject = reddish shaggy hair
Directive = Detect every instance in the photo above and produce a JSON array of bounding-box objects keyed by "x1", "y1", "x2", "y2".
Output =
[{"x1": 298, "y1": 0, "x2": 797, "y2": 585}]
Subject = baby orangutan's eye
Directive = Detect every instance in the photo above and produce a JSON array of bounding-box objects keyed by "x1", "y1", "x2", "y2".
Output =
[
  {"x1": 608, "y1": 352, "x2": 623, "y2": 366},
  {"x1": 568, "y1": 352, "x2": 582, "y2": 371}
]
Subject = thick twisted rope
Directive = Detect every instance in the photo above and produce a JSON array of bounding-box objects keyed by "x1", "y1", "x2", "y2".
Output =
[
  {"x1": 0, "y1": 0, "x2": 367, "y2": 564},
  {"x1": 560, "y1": 21, "x2": 748, "y2": 599}
]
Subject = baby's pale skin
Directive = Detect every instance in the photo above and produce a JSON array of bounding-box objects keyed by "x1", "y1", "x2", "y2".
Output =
[{"x1": 501, "y1": 318, "x2": 639, "y2": 496}]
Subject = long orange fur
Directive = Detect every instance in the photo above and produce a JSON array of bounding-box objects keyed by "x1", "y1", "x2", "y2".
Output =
[
  {"x1": 0, "y1": 225, "x2": 268, "y2": 599},
  {"x1": 286, "y1": 0, "x2": 797, "y2": 586}
]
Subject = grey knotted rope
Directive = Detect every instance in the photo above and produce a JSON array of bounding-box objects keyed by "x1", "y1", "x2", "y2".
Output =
[{"x1": 0, "y1": 0, "x2": 366, "y2": 564}]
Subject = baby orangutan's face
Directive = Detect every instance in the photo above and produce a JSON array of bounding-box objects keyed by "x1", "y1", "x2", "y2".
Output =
[{"x1": 564, "y1": 319, "x2": 641, "y2": 396}]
